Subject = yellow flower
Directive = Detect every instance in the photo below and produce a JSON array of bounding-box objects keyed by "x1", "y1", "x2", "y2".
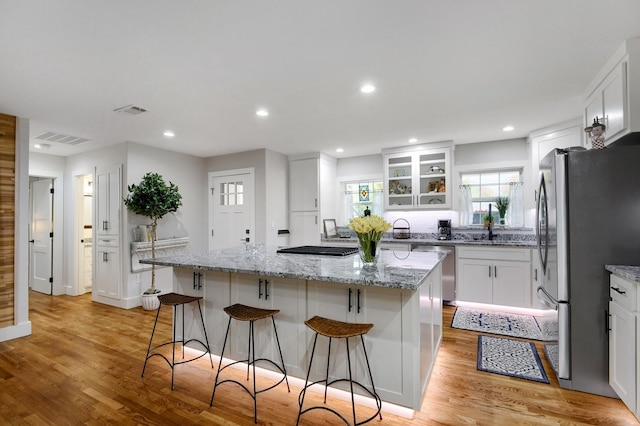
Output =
[
  {"x1": 348, "y1": 215, "x2": 392, "y2": 234},
  {"x1": 348, "y1": 215, "x2": 392, "y2": 263}
]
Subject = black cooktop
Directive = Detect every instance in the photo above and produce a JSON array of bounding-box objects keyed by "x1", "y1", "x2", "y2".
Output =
[{"x1": 277, "y1": 245, "x2": 358, "y2": 256}]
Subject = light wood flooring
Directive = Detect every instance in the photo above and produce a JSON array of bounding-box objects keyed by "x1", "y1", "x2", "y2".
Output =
[{"x1": 0, "y1": 291, "x2": 637, "y2": 425}]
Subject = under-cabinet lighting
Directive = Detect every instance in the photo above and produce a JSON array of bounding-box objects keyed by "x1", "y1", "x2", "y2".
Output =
[{"x1": 408, "y1": 138, "x2": 418, "y2": 143}]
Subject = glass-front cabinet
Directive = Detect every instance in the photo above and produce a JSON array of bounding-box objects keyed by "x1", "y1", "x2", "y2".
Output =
[{"x1": 383, "y1": 142, "x2": 453, "y2": 210}]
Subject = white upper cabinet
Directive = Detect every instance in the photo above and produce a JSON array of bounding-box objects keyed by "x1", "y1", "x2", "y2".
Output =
[
  {"x1": 382, "y1": 141, "x2": 453, "y2": 211},
  {"x1": 583, "y1": 38, "x2": 640, "y2": 146},
  {"x1": 288, "y1": 153, "x2": 336, "y2": 245},
  {"x1": 96, "y1": 165, "x2": 121, "y2": 239},
  {"x1": 528, "y1": 118, "x2": 583, "y2": 191}
]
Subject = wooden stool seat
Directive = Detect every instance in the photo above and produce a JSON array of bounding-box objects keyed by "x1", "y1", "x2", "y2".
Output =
[
  {"x1": 141, "y1": 292, "x2": 213, "y2": 390},
  {"x1": 224, "y1": 303, "x2": 280, "y2": 322},
  {"x1": 157, "y1": 292, "x2": 202, "y2": 306},
  {"x1": 305, "y1": 315, "x2": 373, "y2": 338},
  {"x1": 296, "y1": 315, "x2": 382, "y2": 426}
]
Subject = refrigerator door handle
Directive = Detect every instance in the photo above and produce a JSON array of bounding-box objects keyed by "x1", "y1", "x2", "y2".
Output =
[{"x1": 537, "y1": 285, "x2": 558, "y2": 309}]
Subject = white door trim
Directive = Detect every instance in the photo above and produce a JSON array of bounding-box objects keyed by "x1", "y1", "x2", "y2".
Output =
[
  {"x1": 28, "y1": 169, "x2": 64, "y2": 295},
  {"x1": 73, "y1": 171, "x2": 94, "y2": 296}
]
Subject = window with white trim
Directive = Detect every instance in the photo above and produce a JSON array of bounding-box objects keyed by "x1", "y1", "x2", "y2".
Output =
[
  {"x1": 459, "y1": 169, "x2": 523, "y2": 226},
  {"x1": 344, "y1": 180, "x2": 384, "y2": 219}
]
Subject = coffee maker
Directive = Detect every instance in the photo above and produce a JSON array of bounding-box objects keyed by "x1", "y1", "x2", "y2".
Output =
[{"x1": 437, "y1": 219, "x2": 452, "y2": 240}]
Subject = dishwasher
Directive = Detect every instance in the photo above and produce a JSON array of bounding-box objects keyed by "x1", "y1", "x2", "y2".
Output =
[{"x1": 411, "y1": 244, "x2": 456, "y2": 304}]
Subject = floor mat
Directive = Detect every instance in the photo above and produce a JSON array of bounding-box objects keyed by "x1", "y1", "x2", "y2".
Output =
[
  {"x1": 452, "y1": 307, "x2": 543, "y2": 340},
  {"x1": 477, "y1": 335, "x2": 549, "y2": 383}
]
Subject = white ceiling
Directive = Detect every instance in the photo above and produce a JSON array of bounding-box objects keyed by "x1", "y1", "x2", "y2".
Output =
[{"x1": 1, "y1": 1, "x2": 640, "y2": 159}]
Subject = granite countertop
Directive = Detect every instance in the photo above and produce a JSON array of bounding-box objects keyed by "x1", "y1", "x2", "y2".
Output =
[
  {"x1": 141, "y1": 245, "x2": 446, "y2": 291},
  {"x1": 324, "y1": 236, "x2": 536, "y2": 248},
  {"x1": 605, "y1": 265, "x2": 640, "y2": 282}
]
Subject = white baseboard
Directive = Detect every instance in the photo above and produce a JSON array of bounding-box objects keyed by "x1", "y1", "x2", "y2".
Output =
[{"x1": 0, "y1": 321, "x2": 32, "y2": 342}]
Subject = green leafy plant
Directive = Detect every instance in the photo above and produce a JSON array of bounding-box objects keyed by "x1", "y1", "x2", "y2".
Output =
[
  {"x1": 124, "y1": 172, "x2": 182, "y2": 294},
  {"x1": 495, "y1": 197, "x2": 510, "y2": 218}
]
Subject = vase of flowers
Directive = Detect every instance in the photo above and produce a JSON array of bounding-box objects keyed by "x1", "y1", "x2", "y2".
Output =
[
  {"x1": 495, "y1": 197, "x2": 510, "y2": 225},
  {"x1": 348, "y1": 215, "x2": 392, "y2": 265}
]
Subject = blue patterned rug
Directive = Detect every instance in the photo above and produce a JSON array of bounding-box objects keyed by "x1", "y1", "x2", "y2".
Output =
[
  {"x1": 477, "y1": 335, "x2": 549, "y2": 383},
  {"x1": 452, "y1": 307, "x2": 543, "y2": 340}
]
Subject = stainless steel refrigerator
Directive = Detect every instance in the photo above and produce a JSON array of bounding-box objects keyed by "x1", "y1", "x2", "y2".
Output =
[{"x1": 537, "y1": 144, "x2": 640, "y2": 398}]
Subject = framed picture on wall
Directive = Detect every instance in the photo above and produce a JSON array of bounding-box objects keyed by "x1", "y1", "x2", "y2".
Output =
[{"x1": 323, "y1": 219, "x2": 338, "y2": 238}]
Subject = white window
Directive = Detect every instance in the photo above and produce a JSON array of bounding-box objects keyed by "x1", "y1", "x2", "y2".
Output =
[
  {"x1": 459, "y1": 170, "x2": 523, "y2": 226},
  {"x1": 344, "y1": 180, "x2": 383, "y2": 219}
]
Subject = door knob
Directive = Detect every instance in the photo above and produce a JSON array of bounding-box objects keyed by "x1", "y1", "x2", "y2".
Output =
[{"x1": 29, "y1": 239, "x2": 35, "y2": 243}]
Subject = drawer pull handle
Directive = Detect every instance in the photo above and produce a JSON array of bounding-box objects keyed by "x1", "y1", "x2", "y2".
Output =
[{"x1": 611, "y1": 286, "x2": 626, "y2": 295}]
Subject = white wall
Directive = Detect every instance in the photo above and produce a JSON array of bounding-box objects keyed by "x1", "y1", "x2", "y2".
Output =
[
  {"x1": 125, "y1": 143, "x2": 207, "y2": 297},
  {"x1": 205, "y1": 148, "x2": 288, "y2": 246},
  {"x1": 265, "y1": 150, "x2": 289, "y2": 246}
]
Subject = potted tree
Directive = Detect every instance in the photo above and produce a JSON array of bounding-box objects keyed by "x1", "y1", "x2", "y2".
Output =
[
  {"x1": 124, "y1": 172, "x2": 182, "y2": 310},
  {"x1": 495, "y1": 197, "x2": 510, "y2": 225}
]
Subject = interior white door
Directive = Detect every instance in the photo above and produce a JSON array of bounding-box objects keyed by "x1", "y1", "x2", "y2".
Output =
[
  {"x1": 30, "y1": 178, "x2": 53, "y2": 295},
  {"x1": 210, "y1": 170, "x2": 255, "y2": 250}
]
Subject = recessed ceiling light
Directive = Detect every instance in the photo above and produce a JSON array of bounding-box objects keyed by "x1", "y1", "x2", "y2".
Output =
[
  {"x1": 336, "y1": 148, "x2": 344, "y2": 153},
  {"x1": 256, "y1": 109, "x2": 269, "y2": 117},
  {"x1": 163, "y1": 131, "x2": 175, "y2": 137},
  {"x1": 408, "y1": 138, "x2": 418, "y2": 143},
  {"x1": 360, "y1": 84, "x2": 376, "y2": 94},
  {"x1": 503, "y1": 125, "x2": 514, "y2": 132},
  {"x1": 34, "y1": 143, "x2": 51, "y2": 149}
]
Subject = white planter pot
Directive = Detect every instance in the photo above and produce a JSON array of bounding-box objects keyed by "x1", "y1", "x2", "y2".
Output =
[{"x1": 141, "y1": 292, "x2": 161, "y2": 310}]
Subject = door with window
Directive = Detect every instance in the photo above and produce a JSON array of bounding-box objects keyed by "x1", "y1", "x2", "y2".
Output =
[{"x1": 209, "y1": 169, "x2": 255, "y2": 250}]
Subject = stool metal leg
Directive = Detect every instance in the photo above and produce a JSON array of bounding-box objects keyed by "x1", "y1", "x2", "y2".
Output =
[
  {"x1": 346, "y1": 338, "x2": 356, "y2": 426},
  {"x1": 296, "y1": 332, "x2": 319, "y2": 426},
  {"x1": 210, "y1": 315, "x2": 232, "y2": 407},
  {"x1": 251, "y1": 320, "x2": 257, "y2": 423},
  {"x1": 360, "y1": 335, "x2": 382, "y2": 421},
  {"x1": 271, "y1": 316, "x2": 290, "y2": 392},
  {"x1": 324, "y1": 337, "x2": 332, "y2": 403},
  {"x1": 196, "y1": 300, "x2": 214, "y2": 368},
  {"x1": 141, "y1": 304, "x2": 163, "y2": 377}
]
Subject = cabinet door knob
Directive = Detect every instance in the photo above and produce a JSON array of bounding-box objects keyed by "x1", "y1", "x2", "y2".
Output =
[
  {"x1": 611, "y1": 286, "x2": 626, "y2": 295},
  {"x1": 348, "y1": 288, "x2": 353, "y2": 312}
]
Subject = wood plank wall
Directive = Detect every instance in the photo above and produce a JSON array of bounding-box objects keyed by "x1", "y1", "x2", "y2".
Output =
[{"x1": 0, "y1": 113, "x2": 16, "y2": 327}]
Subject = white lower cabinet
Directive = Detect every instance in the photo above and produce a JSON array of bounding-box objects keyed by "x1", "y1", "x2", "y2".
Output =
[
  {"x1": 173, "y1": 269, "x2": 230, "y2": 356},
  {"x1": 608, "y1": 274, "x2": 639, "y2": 420},
  {"x1": 306, "y1": 282, "x2": 404, "y2": 401},
  {"x1": 230, "y1": 273, "x2": 307, "y2": 377},
  {"x1": 94, "y1": 246, "x2": 121, "y2": 300},
  {"x1": 456, "y1": 247, "x2": 532, "y2": 308}
]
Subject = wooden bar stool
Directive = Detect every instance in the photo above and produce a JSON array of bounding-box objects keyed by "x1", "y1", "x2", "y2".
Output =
[
  {"x1": 296, "y1": 316, "x2": 382, "y2": 426},
  {"x1": 141, "y1": 292, "x2": 213, "y2": 390},
  {"x1": 210, "y1": 303, "x2": 290, "y2": 423}
]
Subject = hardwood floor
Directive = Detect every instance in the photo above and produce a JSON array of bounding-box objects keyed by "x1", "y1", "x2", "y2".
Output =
[{"x1": 0, "y1": 291, "x2": 636, "y2": 425}]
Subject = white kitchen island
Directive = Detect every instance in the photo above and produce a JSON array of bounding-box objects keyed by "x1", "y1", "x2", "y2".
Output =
[{"x1": 142, "y1": 245, "x2": 445, "y2": 411}]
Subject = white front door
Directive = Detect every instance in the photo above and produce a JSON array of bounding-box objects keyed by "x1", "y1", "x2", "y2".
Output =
[
  {"x1": 29, "y1": 178, "x2": 53, "y2": 295},
  {"x1": 209, "y1": 169, "x2": 255, "y2": 250}
]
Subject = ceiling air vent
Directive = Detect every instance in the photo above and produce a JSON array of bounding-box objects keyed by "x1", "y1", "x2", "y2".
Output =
[
  {"x1": 35, "y1": 131, "x2": 90, "y2": 145},
  {"x1": 113, "y1": 104, "x2": 148, "y2": 115}
]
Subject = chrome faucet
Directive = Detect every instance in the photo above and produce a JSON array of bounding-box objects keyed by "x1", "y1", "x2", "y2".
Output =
[{"x1": 487, "y1": 204, "x2": 494, "y2": 240}]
